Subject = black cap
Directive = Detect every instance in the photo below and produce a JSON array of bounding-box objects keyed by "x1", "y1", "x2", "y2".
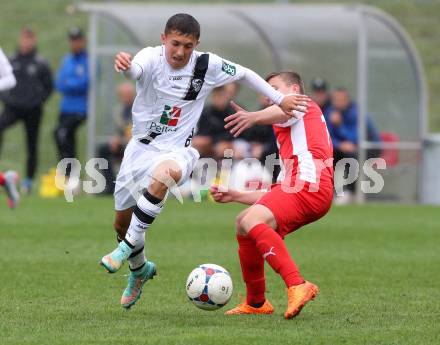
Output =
[
  {"x1": 68, "y1": 27, "x2": 84, "y2": 40},
  {"x1": 311, "y1": 77, "x2": 328, "y2": 92}
]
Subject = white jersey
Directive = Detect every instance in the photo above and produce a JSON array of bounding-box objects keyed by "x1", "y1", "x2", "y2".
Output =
[
  {"x1": 129, "y1": 45, "x2": 247, "y2": 150},
  {"x1": 0, "y1": 47, "x2": 16, "y2": 92}
]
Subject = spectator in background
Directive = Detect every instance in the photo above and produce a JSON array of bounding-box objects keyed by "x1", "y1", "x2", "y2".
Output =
[
  {"x1": 325, "y1": 88, "x2": 381, "y2": 201},
  {"x1": 0, "y1": 28, "x2": 53, "y2": 194},
  {"x1": 247, "y1": 94, "x2": 279, "y2": 182},
  {"x1": 235, "y1": 93, "x2": 278, "y2": 161},
  {"x1": 310, "y1": 77, "x2": 331, "y2": 114},
  {"x1": 54, "y1": 27, "x2": 88, "y2": 181},
  {"x1": 192, "y1": 84, "x2": 237, "y2": 161},
  {"x1": 97, "y1": 82, "x2": 135, "y2": 194}
]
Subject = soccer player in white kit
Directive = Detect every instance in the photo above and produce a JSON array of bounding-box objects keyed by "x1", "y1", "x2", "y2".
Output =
[
  {"x1": 0, "y1": 46, "x2": 20, "y2": 209},
  {"x1": 100, "y1": 13, "x2": 309, "y2": 309}
]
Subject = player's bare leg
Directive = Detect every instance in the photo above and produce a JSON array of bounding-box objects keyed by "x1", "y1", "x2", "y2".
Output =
[
  {"x1": 114, "y1": 208, "x2": 134, "y2": 240},
  {"x1": 101, "y1": 160, "x2": 181, "y2": 308},
  {"x1": 147, "y1": 159, "x2": 182, "y2": 199},
  {"x1": 236, "y1": 205, "x2": 277, "y2": 236},
  {"x1": 101, "y1": 207, "x2": 135, "y2": 274},
  {"x1": 236, "y1": 204, "x2": 318, "y2": 319}
]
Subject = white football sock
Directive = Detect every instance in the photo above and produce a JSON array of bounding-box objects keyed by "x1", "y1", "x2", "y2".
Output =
[
  {"x1": 128, "y1": 235, "x2": 146, "y2": 271},
  {"x1": 125, "y1": 191, "x2": 165, "y2": 247}
]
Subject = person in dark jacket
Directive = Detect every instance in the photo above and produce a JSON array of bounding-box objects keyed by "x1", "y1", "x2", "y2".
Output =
[
  {"x1": 97, "y1": 82, "x2": 134, "y2": 194},
  {"x1": 0, "y1": 27, "x2": 53, "y2": 194},
  {"x1": 310, "y1": 77, "x2": 331, "y2": 115},
  {"x1": 192, "y1": 84, "x2": 236, "y2": 161},
  {"x1": 54, "y1": 27, "x2": 88, "y2": 178},
  {"x1": 324, "y1": 88, "x2": 381, "y2": 199}
]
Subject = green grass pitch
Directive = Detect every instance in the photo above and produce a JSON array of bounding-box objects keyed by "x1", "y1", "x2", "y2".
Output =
[{"x1": 0, "y1": 197, "x2": 439, "y2": 345}]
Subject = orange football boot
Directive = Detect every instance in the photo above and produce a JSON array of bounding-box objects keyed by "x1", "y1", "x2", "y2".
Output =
[
  {"x1": 284, "y1": 281, "x2": 319, "y2": 319},
  {"x1": 225, "y1": 299, "x2": 274, "y2": 315}
]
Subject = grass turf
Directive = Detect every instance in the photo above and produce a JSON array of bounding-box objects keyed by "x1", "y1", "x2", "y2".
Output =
[
  {"x1": 0, "y1": 197, "x2": 439, "y2": 345},
  {"x1": 0, "y1": 0, "x2": 440, "y2": 185}
]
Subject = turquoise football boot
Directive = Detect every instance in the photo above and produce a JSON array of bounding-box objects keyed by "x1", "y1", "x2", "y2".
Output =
[
  {"x1": 100, "y1": 241, "x2": 133, "y2": 273},
  {"x1": 121, "y1": 261, "x2": 157, "y2": 309}
]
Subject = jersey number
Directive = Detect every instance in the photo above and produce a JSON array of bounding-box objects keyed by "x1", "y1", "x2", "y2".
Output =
[
  {"x1": 185, "y1": 129, "x2": 194, "y2": 147},
  {"x1": 321, "y1": 115, "x2": 331, "y2": 146}
]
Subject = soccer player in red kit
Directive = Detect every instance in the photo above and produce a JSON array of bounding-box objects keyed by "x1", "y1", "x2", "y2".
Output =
[{"x1": 210, "y1": 71, "x2": 333, "y2": 319}]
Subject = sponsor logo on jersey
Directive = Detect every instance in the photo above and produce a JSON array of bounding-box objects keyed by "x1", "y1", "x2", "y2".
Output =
[
  {"x1": 148, "y1": 122, "x2": 178, "y2": 133},
  {"x1": 160, "y1": 105, "x2": 181, "y2": 127},
  {"x1": 169, "y1": 76, "x2": 182, "y2": 81},
  {"x1": 222, "y1": 60, "x2": 236, "y2": 76},
  {"x1": 191, "y1": 78, "x2": 203, "y2": 92}
]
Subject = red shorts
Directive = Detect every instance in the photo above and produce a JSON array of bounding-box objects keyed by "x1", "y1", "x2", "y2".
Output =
[{"x1": 256, "y1": 179, "x2": 333, "y2": 238}]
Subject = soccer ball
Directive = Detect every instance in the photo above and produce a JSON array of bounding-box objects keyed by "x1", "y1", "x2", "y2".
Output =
[{"x1": 186, "y1": 263, "x2": 233, "y2": 310}]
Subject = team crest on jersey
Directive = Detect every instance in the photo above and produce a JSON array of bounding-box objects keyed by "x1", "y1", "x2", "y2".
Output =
[
  {"x1": 222, "y1": 60, "x2": 236, "y2": 76},
  {"x1": 191, "y1": 79, "x2": 203, "y2": 92},
  {"x1": 160, "y1": 105, "x2": 182, "y2": 127}
]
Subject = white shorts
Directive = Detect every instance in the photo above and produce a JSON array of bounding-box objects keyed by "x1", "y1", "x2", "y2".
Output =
[{"x1": 114, "y1": 139, "x2": 200, "y2": 210}]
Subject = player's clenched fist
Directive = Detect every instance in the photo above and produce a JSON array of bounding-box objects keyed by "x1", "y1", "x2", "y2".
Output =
[
  {"x1": 279, "y1": 93, "x2": 310, "y2": 117},
  {"x1": 114, "y1": 52, "x2": 132, "y2": 72},
  {"x1": 210, "y1": 185, "x2": 237, "y2": 203}
]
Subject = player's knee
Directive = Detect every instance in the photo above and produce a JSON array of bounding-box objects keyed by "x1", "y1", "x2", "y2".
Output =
[
  {"x1": 239, "y1": 208, "x2": 271, "y2": 234},
  {"x1": 152, "y1": 164, "x2": 182, "y2": 188},
  {"x1": 235, "y1": 213, "x2": 247, "y2": 236},
  {"x1": 237, "y1": 213, "x2": 255, "y2": 234},
  {"x1": 237, "y1": 212, "x2": 252, "y2": 235}
]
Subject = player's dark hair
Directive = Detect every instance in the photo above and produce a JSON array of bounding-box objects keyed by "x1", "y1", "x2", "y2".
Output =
[
  {"x1": 265, "y1": 70, "x2": 305, "y2": 94},
  {"x1": 165, "y1": 13, "x2": 200, "y2": 39}
]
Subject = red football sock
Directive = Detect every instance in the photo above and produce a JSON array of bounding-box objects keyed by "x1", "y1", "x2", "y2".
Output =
[
  {"x1": 0, "y1": 173, "x2": 4, "y2": 186},
  {"x1": 237, "y1": 234, "x2": 266, "y2": 306},
  {"x1": 248, "y1": 223, "x2": 304, "y2": 288}
]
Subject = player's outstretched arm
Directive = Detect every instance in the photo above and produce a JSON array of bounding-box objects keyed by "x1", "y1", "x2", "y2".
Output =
[
  {"x1": 114, "y1": 51, "x2": 142, "y2": 80},
  {"x1": 225, "y1": 101, "x2": 291, "y2": 137},
  {"x1": 210, "y1": 185, "x2": 265, "y2": 205},
  {"x1": 239, "y1": 68, "x2": 309, "y2": 115}
]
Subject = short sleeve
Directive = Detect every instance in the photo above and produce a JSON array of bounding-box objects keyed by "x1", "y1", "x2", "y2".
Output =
[
  {"x1": 274, "y1": 111, "x2": 304, "y2": 128},
  {"x1": 131, "y1": 47, "x2": 156, "y2": 81},
  {"x1": 208, "y1": 53, "x2": 246, "y2": 87}
]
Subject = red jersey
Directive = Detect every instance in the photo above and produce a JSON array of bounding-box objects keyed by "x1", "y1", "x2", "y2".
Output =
[
  {"x1": 256, "y1": 101, "x2": 333, "y2": 236},
  {"x1": 273, "y1": 101, "x2": 333, "y2": 186}
]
